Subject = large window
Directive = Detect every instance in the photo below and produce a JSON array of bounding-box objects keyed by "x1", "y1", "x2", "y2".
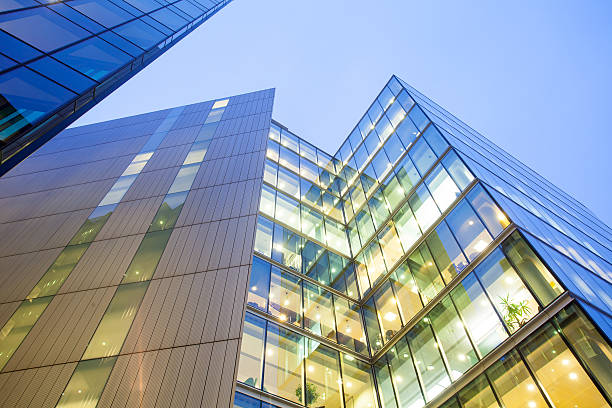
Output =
[{"x1": 237, "y1": 313, "x2": 266, "y2": 388}]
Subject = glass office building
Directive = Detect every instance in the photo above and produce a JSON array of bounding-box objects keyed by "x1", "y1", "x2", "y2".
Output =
[
  {"x1": 0, "y1": 0, "x2": 231, "y2": 174},
  {"x1": 0, "y1": 77, "x2": 610, "y2": 408}
]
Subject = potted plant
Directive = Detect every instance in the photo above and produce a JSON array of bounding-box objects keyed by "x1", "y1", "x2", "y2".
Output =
[
  {"x1": 499, "y1": 294, "x2": 531, "y2": 331},
  {"x1": 296, "y1": 382, "x2": 320, "y2": 406}
]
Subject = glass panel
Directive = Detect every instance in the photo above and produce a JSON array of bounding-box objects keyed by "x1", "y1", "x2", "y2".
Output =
[
  {"x1": 387, "y1": 340, "x2": 425, "y2": 408},
  {"x1": 237, "y1": 313, "x2": 266, "y2": 388},
  {"x1": 268, "y1": 266, "x2": 301, "y2": 327},
  {"x1": 426, "y1": 165, "x2": 460, "y2": 212},
  {"x1": 263, "y1": 323, "x2": 304, "y2": 404},
  {"x1": 407, "y1": 320, "x2": 451, "y2": 401},
  {"x1": 409, "y1": 139, "x2": 436, "y2": 175},
  {"x1": 450, "y1": 273, "x2": 508, "y2": 356},
  {"x1": 27, "y1": 244, "x2": 89, "y2": 299},
  {"x1": 278, "y1": 166, "x2": 300, "y2": 199},
  {"x1": 122, "y1": 230, "x2": 172, "y2": 283},
  {"x1": 272, "y1": 224, "x2": 302, "y2": 272},
  {"x1": 520, "y1": 323, "x2": 609, "y2": 408},
  {"x1": 260, "y1": 184, "x2": 276, "y2": 217},
  {"x1": 168, "y1": 163, "x2": 199, "y2": 193},
  {"x1": 98, "y1": 174, "x2": 137, "y2": 206},
  {"x1": 425, "y1": 222, "x2": 468, "y2": 283},
  {"x1": 390, "y1": 266, "x2": 423, "y2": 324},
  {"x1": 325, "y1": 218, "x2": 350, "y2": 255},
  {"x1": 501, "y1": 232, "x2": 563, "y2": 305},
  {"x1": 429, "y1": 296, "x2": 478, "y2": 380},
  {"x1": 183, "y1": 139, "x2": 210, "y2": 165},
  {"x1": 395, "y1": 155, "x2": 420, "y2": 193},
  {"x1": 83, "y1": 281, "x2": 149, "y2": 359},
  {"x1": 407, "y1": 245, "x2": 444, "y2": 304},
  {"x1": 553, "y1": 304, "x2": 612, "y2": 400},
  {"x1": 303, "y1": 282, "x2": 335, "y2": 340},
  {"x1": 457, "y1": 375, "x2": 499, "y2": 408},
  {"x1": 364, "y1": 298, "x2": 383, "y2": 353},
  {"x1": 487, "y1": 350, "x2": 549, "y2": 408},
  {"x1": 247, "y1": 257, "x2": 271, "y2": 312},
  {"x1": 29, "y1": 56, "x2": 97, "y2": 93},
  {"x1": 467, "y1": 185, "x2": 509, "y2": 237},
  {"x1": 264, "y1": 160, "x2": 278, "y2": 185},
  {"x1": 0, "y1": 296, "x2": 52, "y2": 370},
  {"x1": 341, "y1": 354, "x2": 378, "y2": 408},
  {"x1": 53, "y1": 37, "x2": 131, "y2": 81},
  {"x1": 394, "y1": 205, "x2": 421, "y2": 251},
  {"x1": 254, "y1": 217, "x2": 273, "y2": 257},
  {"x1": 474, "y1": 248, "x2": 539, "y2": 333},
  {"x1": 301, "y1": 206, "x2": 325, "y2": 243},
  {"x1": 375, "y1": 359, "x2": 399, "y2": 408},
  {"x1": 378, "y1": 223, "x2": 404, "y2": 269},
  {"x1": 56, "y1": 357, "x2": 117, "y2": 408},
  {"x1": 300, "y1": 158, "x2": 319, "y2": 184},
  {"x1": 334, "y1": 296, "x2": 367, "y2": 354},
  {"x1": 275, "y1": 192, "x2": 301, "y2": 230},
  {"x1": 445, "y1": 200, "x2": 492, "y2": 261},
  {"x1": 375, "y1": 281, "x2": 402, "y2": 342},
  {"x1": 304, "y1": 340, "x2": 342, "y2": 407},
  {"x1": 442, "y1": 150, "x2": 474, "y2": 191},
  {"x1": 279, "y1": 145, "x2": 300, "y2": 173},
  {"x1": 382, "y1": 175, "x2": 405, "y2": 211},
  {"x1": 409, "y1": 185, "x2": 441, "y2": 232},
  {"x1": 148, "y1": 191, "x2": 187, "y2": 232}
]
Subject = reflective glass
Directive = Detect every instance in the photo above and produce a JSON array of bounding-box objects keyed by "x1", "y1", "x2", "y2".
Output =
[
  {"x1": 341, "y1": 354, "x2": 378, "y2": 408},
  {"x1": 457, "y1": 375, "x2": 499, "y2": 408},
  {"x1": 425, "y1": 222, "x2": 468, "y2": 283},
  {"x1": 301, "y1": 206, "x2": 324, "y2": 243},
  {"x1": 148, "y1": 191, "x2": 187, "y2": 231},
  {"x1": 70, "y1": 0, "x2": 134, "y2": 28},
  {"x1": 442, "y1": 150, "x2": 473, "y2": 191},
  {"x1": 237, "y1": 313, "x2": 266, "y2": 388},
  {"x1": 409, "y1": 185, "x2": 441, "y2": 232},
  {"x1": 467, "y1": 185, "x2": 509, "y2": 237},
  {"x1": 29, "y1": 57, "x2": 97, "y2": 93},
  {"x1": 268, "y1": 266, "x2": 301, "y2": 327},
  {"x1": 0, "y1": 296, "x2": 52, "y2": 370},
  {"x1": 279, "y1": 145, "x2": 300, "y2": 173},
  {"x1": 263, "y1": 323, "x2": 304, "y2": 404},
  {"x1": 520, "y1": 323, "x2": 609, "y2": 407},
  {"x1": 394, "y1": 205, "x2": 421, "y2": 252},
  {"x1": 247, "y1": 256, "x2": 271, "y2": 312},
  {"x1": 56, "y1": 357, "x2": 117, "y2": 408},
  {"x1": 395, "y1": 154, "x2": 420, "y2": 193},
  {"x1": 390, "y1": 266, "x2": 423, "y2": 324},
  {"x1": 407, "y1": 245, "x2": 444, "y2": 304},
  {"x1": 378, "y1": 223, "x2": 404, "y2": 269},
  {"x1": 168, "y1": 163, "x2": 199, "y2": 193},
  {"x1": 254, "y1": 217, "x2": 273, "y2": 257},
  {"x1": 334, "y1": 295, "x2": 367, "y2": 354},
  {"x1": 260, "y1": 184, "x2": 275, "y2": 217},
  {"x1": 450, "y1": 273, "x2": 508, "y2": 356},
  {"x1": 375, "y1": 281, "x2": 402, "y2": 342},
  {"x1": 409, "y1": 138, "x2": 436, "y2": 175},
  {"x1": 364, "y1": 298, "x2": 383, "y2": 353},
  {"x1": 387, "y1": 340, "x2": 425, "y2": 408},
  {"x1": 272, "y1": 223, "x2": 302, "y2": 272},
  {"x1": 277, "y1": 166, "x2": 300, "y2": 199},
  {"x1": 275, "y1": 192, "x2": 300, "y2": 230},
  {"x1": 375, "y1": 360, "x2": 398, "y2": 408},
  {"x1": 445, "y1": 200, "x2": 492, "y2": 261},
  {"x1": 69, "y1": 204, "x2": 116, "y2": 245},
  {"x1": 83, "y1": 281, "x2": 149, "y2": 359},
  {"x1": 304, "y1": 340, "x2": 342, "y2": 407},
  {"x1": 183, "y1": 139, "x2": 210, "y2": 164},
  {"x1": 426, "y1": 165, "x2": 460, "y2": 212},
  {"x1": 122, "y1": 229, "x2": 172, "y2": 282},
  {"x1": 303, "y1": 281, "x2": 335, "y2": 339}
]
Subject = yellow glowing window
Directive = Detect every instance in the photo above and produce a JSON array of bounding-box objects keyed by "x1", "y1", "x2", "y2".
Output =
[{"x1": 212, "y1": 99, "x2": 229, "y2": 109}]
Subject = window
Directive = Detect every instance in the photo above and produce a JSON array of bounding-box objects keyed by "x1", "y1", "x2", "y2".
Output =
[
  {"x1": 303, "y1": 282, "x2": 335, "y2": 340},
  {"x1": 341, "y1": 354, "x2": 378, "y2": 408},
  {"x1": 445, "y1": 200, "x2": 492, "y2": 261},
  {"x1": 69, "y1": 204, "x2": 115, "y2": 245},
  {"x1": 300, "y1": 158, "x2": 319, "y2": 184},
  {"x1": 487, "y1": 350, "x2": 549, "y2": 408},
  {"x1": 83, "y1": 282, "x2": 149, "y2": 359},
  {"x1": 426, "y1": 165, "x2": 460, "y2": 212},
  {"x1": 457, "y1": 375, "x2": 500, "y2": 408},
  {"x1": 334, "y1": 296, "x2": 366, "y2": 354},
  {"x1": 442, "y1": 151, "x2": 473, "y2": 191},
  {"x1": 304, "y1": 340, "x2": 342, "y2": 407},
  {"x1": 378, "y1": 223, "x2": 404, "y2": 269},
  {"x1": 520, "y1": 323, "x2": 609, "y2": 408},
  {"x1": 56, "y1": 357, "x2": 117, "y2": 408},
  {"x1": 272, "y1": 224, "x2": 302, "y2": 272},
  {"x1": 278, "y1": 166, "x2": 300, "y2": 199},
  {"x1": 467, "y1": 185, "x2": 509, "y2": 237},
  {"x1": 122, "y1": 230, "x2": 172, "y2": 283},
  {"x1": 425, "y1": 222, "x2": 468, "y2": 283},
  {"x1": 53, "y1": 37, "x2": 132, "y2": 81},
  {"x1": 254, "y1": 217, "x2": 273, "y2": 257},
  {"x1": 237, "y1": 313, "x2": 266, "y2": 388},
  {"x1": 409, "y1": 139, "x2": 436, "y2": 175},
  {"x1": 382, "y1": 175, "x2": 406, "y2": 211},
  {"x1": 395, "y1": 155, "x2": 420, "y2": 193},
  {"x1": 183, "y1": 140, "x2": 210, "y2": 165},
  {"x1": 325, "y1": 218, "x2": 350, "y2": 255},
  {"x1": 168, "y1": 163, "x2": 199, "y2": 193},
  {"x1": 70, "y1": 0, "x2": 135, "y2": 28},
  {"x1": 0, "y1": 297, "x2": 52, "y2": 370},
  {"x1": 269, "y1": 266, "x2": 301, "y2": 327},
  {"x1": 429, "y1": 297, "x2": 478, "y2": 379},
  {"x1": 275, "y1": 192, "x2": 300, "y2": 230},
  {"x1": 263, "y1": 323, "x2": 304, "y2": 404},
  {"x1": 247, "y1": 257, "x2": 271, "y2": 311},
  {"x1": 394, "y1": 205, "x2": 421, "y2": 251},
  {"x1": 407, "y1": 245, "x2": 444, "y2": 304},
  {"x1": 407, "y1": 319, "x2": 450, "y2": 401},
  {"x1": 266, "y1": 139, "x2": 280, "y2": 161},
  {"x1": 390, "y1": 267, "x2": 423, "y2": 324},
  {"x1": 387, "y1": 339, "x2": 425, "y2": 408},
  {"x1": 27, "y1": 243, "x2": 89, "y2": 299},
  {"x1": 212, "y1": 99, "x2": 228, "y2": 109},
  {"x1": 29, "y1": 56, "x2": 97, "y2": 93},
  {"x1": 279, "y1": 145, "x2": 300, "y2": 173},
  {"x1": 450, "y1": 273, "x2": 508, "y2": 356},
  {"x1": 364, "y1": 298, "x2": 383, "y2": 353},
  {"x1": 474, "y1": 248, "x2": 539, "y2": 333},
  {"x1": 148, "y1": 191, "x2": 188, "y2": 232},
  {"x1": 375, "y1": 360, "x2": 399, "y2": 408},
  {"x1": 260, "y1": 184, "x2": 276, "y2": 217},
  {"x1": 409, "y1": 185, "x2": 441, "y2": 232},
  {"x1": 375, "y1": 282, "x2": 402, "y2": 342},
  {"x1": 301, "y1": 206, "x2": 324, "y2": 243},
  {"x1": 0, "y1": 7, "x2": 89, "y2": 52}
]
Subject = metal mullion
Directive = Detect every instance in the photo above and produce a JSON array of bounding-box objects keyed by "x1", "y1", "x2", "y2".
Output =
[{"x1": 482, "y1": 372, "x2": 506, "y2": 408}]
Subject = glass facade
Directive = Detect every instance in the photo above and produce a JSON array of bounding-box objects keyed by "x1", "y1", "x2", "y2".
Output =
[
  {"x1": 0, "y1": 0, "x2": 230, "y2": 173},
  {"x1": 236, "y1": 77, "x2": 611, "y2": 408}
]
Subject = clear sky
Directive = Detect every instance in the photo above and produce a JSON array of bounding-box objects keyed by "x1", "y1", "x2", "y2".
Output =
[{"x1": 73, "y1": 0, "x2": 612, "y2": 227}]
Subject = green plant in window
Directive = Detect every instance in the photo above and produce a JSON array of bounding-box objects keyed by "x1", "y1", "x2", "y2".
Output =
[
  {"x1": 499, "y1": 294, "x2": 531, "y2": 331},
  {"x1": 296, "y1": 382, "x2": 319, "y2": 405}
]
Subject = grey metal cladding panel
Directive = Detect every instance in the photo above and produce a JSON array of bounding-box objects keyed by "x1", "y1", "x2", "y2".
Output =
[
  {"x1": 121, "y1": 166, "x2": 180, "y2": 202},
  {"x1": 142, "y1": 144, "x2": 191, "y2": 173},
  {"x1": 95, "y1": 196, "x2": 163, "y2": 241},
  {"x1": 97, "y1": 343, "x2": 238, "y2": 408},
  {"x1": 0, "y1": 361, "x2": 76, "y2": 408},
  {"x1": 0, "y1": 156, "x2": 132, "y2": 199},
  {"x1": 0, "y1": 209, "x2": 90, "y2": 257},
  {"x1": 0, "y1": 248, "x2": 62, "y2": 303},
  {"x1": 58, "y1": 234, "x2": 144, "y2": 294},
  {"x1": 0, "y1": 179, "x2": 114, "y2": 224},
  {"x1": 157, "y1": 125, "x2": 201, "y2": 149},
  {"x1": 2, "y1": 286, "x2": 115, "y2": 372},
  {"x1": 0, "y1": 301, "x2": 21, "y2": 329}
]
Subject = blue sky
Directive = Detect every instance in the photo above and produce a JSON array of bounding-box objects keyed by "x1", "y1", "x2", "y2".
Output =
[{"x1": 74, "y1": 0, "x2": 612, "y2": 227}]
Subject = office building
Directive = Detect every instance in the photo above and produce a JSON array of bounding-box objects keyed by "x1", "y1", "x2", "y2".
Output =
[
  {"x1": 0, "y1": 0, "x2": 231, "y2": 174},
  {"x1": 0, "y1": 77, "x2": 610, "y2": 408}
]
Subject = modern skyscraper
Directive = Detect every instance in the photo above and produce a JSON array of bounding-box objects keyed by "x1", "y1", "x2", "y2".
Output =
[
  {"x1": 0, "y1": 77, "x2": 610, "y2": 408},
  {"x1": 0, "y1": 0, "x2": 231, "y2": 174}
]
